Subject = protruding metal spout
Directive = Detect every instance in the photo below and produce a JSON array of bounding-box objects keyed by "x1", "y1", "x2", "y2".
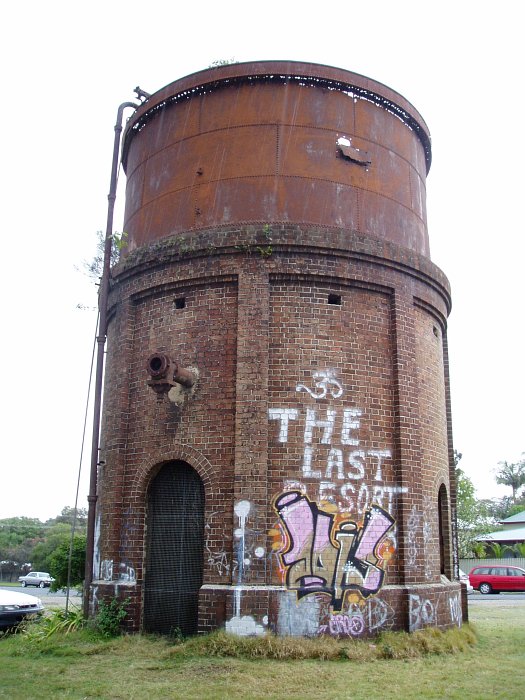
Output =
[{"x1": 146, "y1": 352, "x2": 197, "y2": 393}]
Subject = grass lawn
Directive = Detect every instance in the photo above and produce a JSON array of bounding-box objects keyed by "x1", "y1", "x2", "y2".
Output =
[{"x1": 0, "y1": 602, "x2": 523, "y2": 699}]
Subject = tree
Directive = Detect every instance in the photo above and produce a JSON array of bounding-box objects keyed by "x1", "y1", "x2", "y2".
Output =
[
  {"x1": 456, "y1": 468, "x2": 494, "y2": 558},
  {"x1": 49, "y1": 506, "x2": 88, "y2": 529},
  {"x1": 0, "y1": 508, "x2": 88, "y2": 582},
  {"x1": 495, "y1": 457, "x2": 525, "y2": 501},
  {"x1": 505, "y1": 500, "x2": 525, "y2": 519},
  {"x1": 48, "y1": 535, "x2": 86, "y2": 590},
  {"x1": 513, "y1": 542, "x2": 525, "y2": 557},
  {"x1": 486, "y1": 542, "x2": 512, "y2": 558},
  {"x1": 80, "y1": 230, "x2": 127, "y2": 284},
  {"x1": 0, "y1": 517, "x2": 46, "y2": 579},
  {"x1": 471, "y1": 541, "x2": 487, "y2": 559},
  {"x1": 30, "y1": 523, "x2": 71, "y2": 572}
]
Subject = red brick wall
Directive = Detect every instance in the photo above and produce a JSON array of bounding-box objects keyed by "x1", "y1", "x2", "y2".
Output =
[{"x1": 91, "y1": 222, "x2": 461, "y2": 636}]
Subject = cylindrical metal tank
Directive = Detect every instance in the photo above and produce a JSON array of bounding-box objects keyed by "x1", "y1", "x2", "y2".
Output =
[
  {"x1": 122, "y1": 61, "x2": 431, "y2": 256},
  {"x1": 93, "y1": 61, "x2": 463, "y2": 638}
]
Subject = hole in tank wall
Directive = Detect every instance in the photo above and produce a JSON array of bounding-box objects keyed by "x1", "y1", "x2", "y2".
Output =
[
  {"x1": 328, "y1": 294, "x2": 342, "y2": 305},
  {"x1": 124, "y1": 73, "x2": 432, "y2": 172},
  {"x1": 174, "y1": 297, "x2": 186, "y2": 309}
]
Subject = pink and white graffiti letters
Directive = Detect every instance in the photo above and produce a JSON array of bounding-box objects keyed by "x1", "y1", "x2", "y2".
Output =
[{"x1": 273, "y1": 490, "x2": 395, "y2": 610}]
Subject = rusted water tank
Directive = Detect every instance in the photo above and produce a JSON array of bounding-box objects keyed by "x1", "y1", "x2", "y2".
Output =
[
  {"x1": 122, "y1": 62, "x2": 431, "y2": 256},
  {"x1": 93, "y1": 61, "x2": 463, "y2": 638}
]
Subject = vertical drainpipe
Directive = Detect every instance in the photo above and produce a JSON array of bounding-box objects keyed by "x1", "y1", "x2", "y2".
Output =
[{"x1": 83, "y1": 101, "x2": 139, "y2": 618}]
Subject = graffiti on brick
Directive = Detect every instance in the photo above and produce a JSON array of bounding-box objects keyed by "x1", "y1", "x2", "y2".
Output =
[
  {"x1": 422, "y1": 495, "x2": 437, "y2": 581},
  {"x1": 322, "y1": 612, "x2": 365, "y2": 636},
  {"x1": 100, "y1": 559, "x2": 113, "y2": 582},
  {"x1": 99, "y1": 559, "x2": 136, "y2": 583},
  {"x1": 296, "y1": 370, "x2": 343, "y2": 399},
  {"x1": 319, "y1": 597, "x2": 396, "y2": 637},
  {"x1": 409, "y1": 594, "x2": 435, "y2": 631},
  {"x1": 269, "y1": 370, "x2": 407, "y2": 515},
  {"x1": 365, "y1": 596, "x2": 395, "y2": 632},
  {"x1": 448, "y1": 593, "x2": 462, "y2": 625},
  {"x1": 406, "y1": 497, "x2": 439, "y2": 580},
  {"x1": 118, "y1": 562, "x2": 136, "y2": 583},
  {"x1": 205, "y1": 512, "x2": 231, "y2": 577},
  {"x1": 273, "y1": 490, "x2": 395, "y2": 611},
  {"x1": 226, "y1": 500, "x2": 267, "y2": 636},
  {"x1": 407, "y1": 505, "x2": 421, "y2": 571}
]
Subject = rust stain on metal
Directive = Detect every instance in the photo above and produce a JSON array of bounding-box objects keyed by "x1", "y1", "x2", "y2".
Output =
[
  {"x1": 146, "y1": 353, "x2": 196, "y2": 393},
  {"x1": 121, "y1": 61, "x2": 432, "y2": 257}
]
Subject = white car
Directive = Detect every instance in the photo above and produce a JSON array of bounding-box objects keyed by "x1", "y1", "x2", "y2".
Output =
[
  {"x1": 459, "y1": 568, "x2": 474, "y2": 594},
  {"x1": 0, "y1": 588, "x2": 44, "y2": 631},
  {"x1": 18, "y1": 571, "x2": 55, "y2": 588}
]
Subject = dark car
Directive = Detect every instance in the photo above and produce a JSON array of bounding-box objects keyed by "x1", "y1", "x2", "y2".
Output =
[
  {"x1": 468, "y1": 565, "x2": 525, "y2": 594},
  {"x1": 0, "y1": 589, "x2": 44, "y2": 631},
  {"x1": 18, "y1": 571, "x2": 55, "y2": 588}
]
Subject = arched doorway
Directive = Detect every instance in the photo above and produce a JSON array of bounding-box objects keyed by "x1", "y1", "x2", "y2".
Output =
[
  {"x1": 438, "y1": 483, "x2": 450, "y2": 577},
  {"x1": 143, "y1": 461, "x2": 205, "y2": 635}
]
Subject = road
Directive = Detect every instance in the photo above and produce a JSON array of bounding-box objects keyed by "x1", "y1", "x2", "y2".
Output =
[
  {"x1": 1, "y1": 585, "x2": 82, "y2": 609},
  {"x1": 468, "y1": 591, "x2": 525, "y2": 605}
]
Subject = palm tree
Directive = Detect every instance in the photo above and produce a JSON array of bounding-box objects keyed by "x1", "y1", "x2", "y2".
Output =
[
  {"x1": 495, "y1": 458, "x2": 525, "y2": 501},
  {"x1": 487, "y1": 542, "x2": 512, "y2": 558},
  {"x1": 513, "y1": 542, "x2": 525, "y2": 557},
  {"x1": 471, "y1": 542, "x2": 487, "y2": 559}
]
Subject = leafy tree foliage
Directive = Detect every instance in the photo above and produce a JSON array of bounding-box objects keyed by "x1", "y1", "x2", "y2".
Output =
[
  {"x1": 30, "y1": 523, "x2": 71, "y2": 572},
  {"x1": 0, "y1": 517, "x2": 46, "y2": 580},
  {"x1": 48, "y1": 535, "x2": 87, "y2": 590},
  {"x1": 456, "y1": 468, "x2": 494, "y2": 558},
  {"x1": 0, "y1": 507, "x2": 87, "y2": 582},
  {"x1": 82, "y1": 230, "x2": 127, "y2": 283},
  {"x1": 51, "y1": 506, "x2": 88, "y2": 528},
  {"x1": 454, "y1": 451, "x2": 525, "y2": 558},
  {"x1": 477, "y1": 495, "x2": 525, "y2": 523},
  {"x1": 505, "y1": 500, "x2": 525, "y2": 519},
  {"x1": 513, "y1": 542, "x2": 525, "y2": 557},
  {"x1": 486, "y1": 542, "x2": 514, "y2": 558},
  {"x1": 494, "y1": 457, "x2": 525, "y2": 501}
]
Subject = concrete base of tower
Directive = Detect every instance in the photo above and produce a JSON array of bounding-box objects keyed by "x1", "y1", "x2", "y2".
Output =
[{"x1": 199, "y1": 582, "x2": 467, "y2": 638}]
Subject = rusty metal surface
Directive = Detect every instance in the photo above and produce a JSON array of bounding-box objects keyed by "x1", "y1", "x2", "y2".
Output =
[
  {"x1": 146, "y1": 353, "x2": 196, "y2": 392},
  {"x1": 121, "y1": 61, "x2": 432, "y2": 257}
]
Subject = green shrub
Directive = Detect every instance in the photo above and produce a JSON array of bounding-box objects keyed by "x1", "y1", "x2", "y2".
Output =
[
  {"x1": 48, "y1": 535, "x2": 86, "y2": 591},
  {"x1": 93, "y1": 597, "x2": 129, "y2": 638},
  {"x1": 16, "y1": 607, "x2": 86, "y2": 645}
]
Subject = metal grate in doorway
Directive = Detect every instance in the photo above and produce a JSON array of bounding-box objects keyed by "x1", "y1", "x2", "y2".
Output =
[{"x1": 143, "y1": 462, "x2": 204, "y2": 635}]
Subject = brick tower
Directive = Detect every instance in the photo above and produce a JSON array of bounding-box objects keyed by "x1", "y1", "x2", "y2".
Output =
[{"x1": 92, "y1": 61, "x2": 464, "y2": 637}]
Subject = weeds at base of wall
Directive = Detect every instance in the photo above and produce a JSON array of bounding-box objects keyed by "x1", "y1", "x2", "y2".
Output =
[
  {"x1": 168, "y1": 625, "x2": 477, "y2": 661},
  {"x1": 14, "y1": 607, "x2": 86, "y2": 644},
  {"x1": 11, "y1": 597, "x2": 130, "y2": 649},
  {"x1": 91, "y1": 597, "x2": 130, "y2": 638},
  {"x1": 4, "y1": 623, "x2": 477, "y2": 666}
]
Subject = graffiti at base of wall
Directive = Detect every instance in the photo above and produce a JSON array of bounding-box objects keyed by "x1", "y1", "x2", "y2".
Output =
[{"x1": 272, "y1": 490, "x2": 395, "y2": 611}]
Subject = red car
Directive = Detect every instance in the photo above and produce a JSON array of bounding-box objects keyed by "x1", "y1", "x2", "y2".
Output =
[{"x1": 469, "y1": 565, "x2": 525, "y2": 594}]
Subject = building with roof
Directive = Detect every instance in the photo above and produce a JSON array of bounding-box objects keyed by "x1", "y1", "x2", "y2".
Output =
[{"x1": 475, "y1": 511, "x2": 525, "y2": 549}]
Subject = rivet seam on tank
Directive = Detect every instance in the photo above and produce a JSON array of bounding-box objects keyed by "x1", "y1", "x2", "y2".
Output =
[{"x1": 336, "y1": 137, "x2": 371, "y2": 166}]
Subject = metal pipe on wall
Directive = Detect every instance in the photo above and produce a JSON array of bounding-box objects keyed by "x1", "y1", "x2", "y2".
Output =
[{"x1": 83, "y1": 100, "x2": 139, "y2": 617}]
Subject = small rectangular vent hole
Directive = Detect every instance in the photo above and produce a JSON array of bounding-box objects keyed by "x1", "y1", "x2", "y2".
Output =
[
  {"x1": 328, "y1": 294, "x2": 342, "y2": 306},
  {"x1": 175, "y1": 297, "x2": 186, "y2": 309}
]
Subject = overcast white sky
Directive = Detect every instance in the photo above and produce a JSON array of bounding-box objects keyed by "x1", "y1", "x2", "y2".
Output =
[{"x1": 1, "y1": 1, "x2": 523, "y2": 520}]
